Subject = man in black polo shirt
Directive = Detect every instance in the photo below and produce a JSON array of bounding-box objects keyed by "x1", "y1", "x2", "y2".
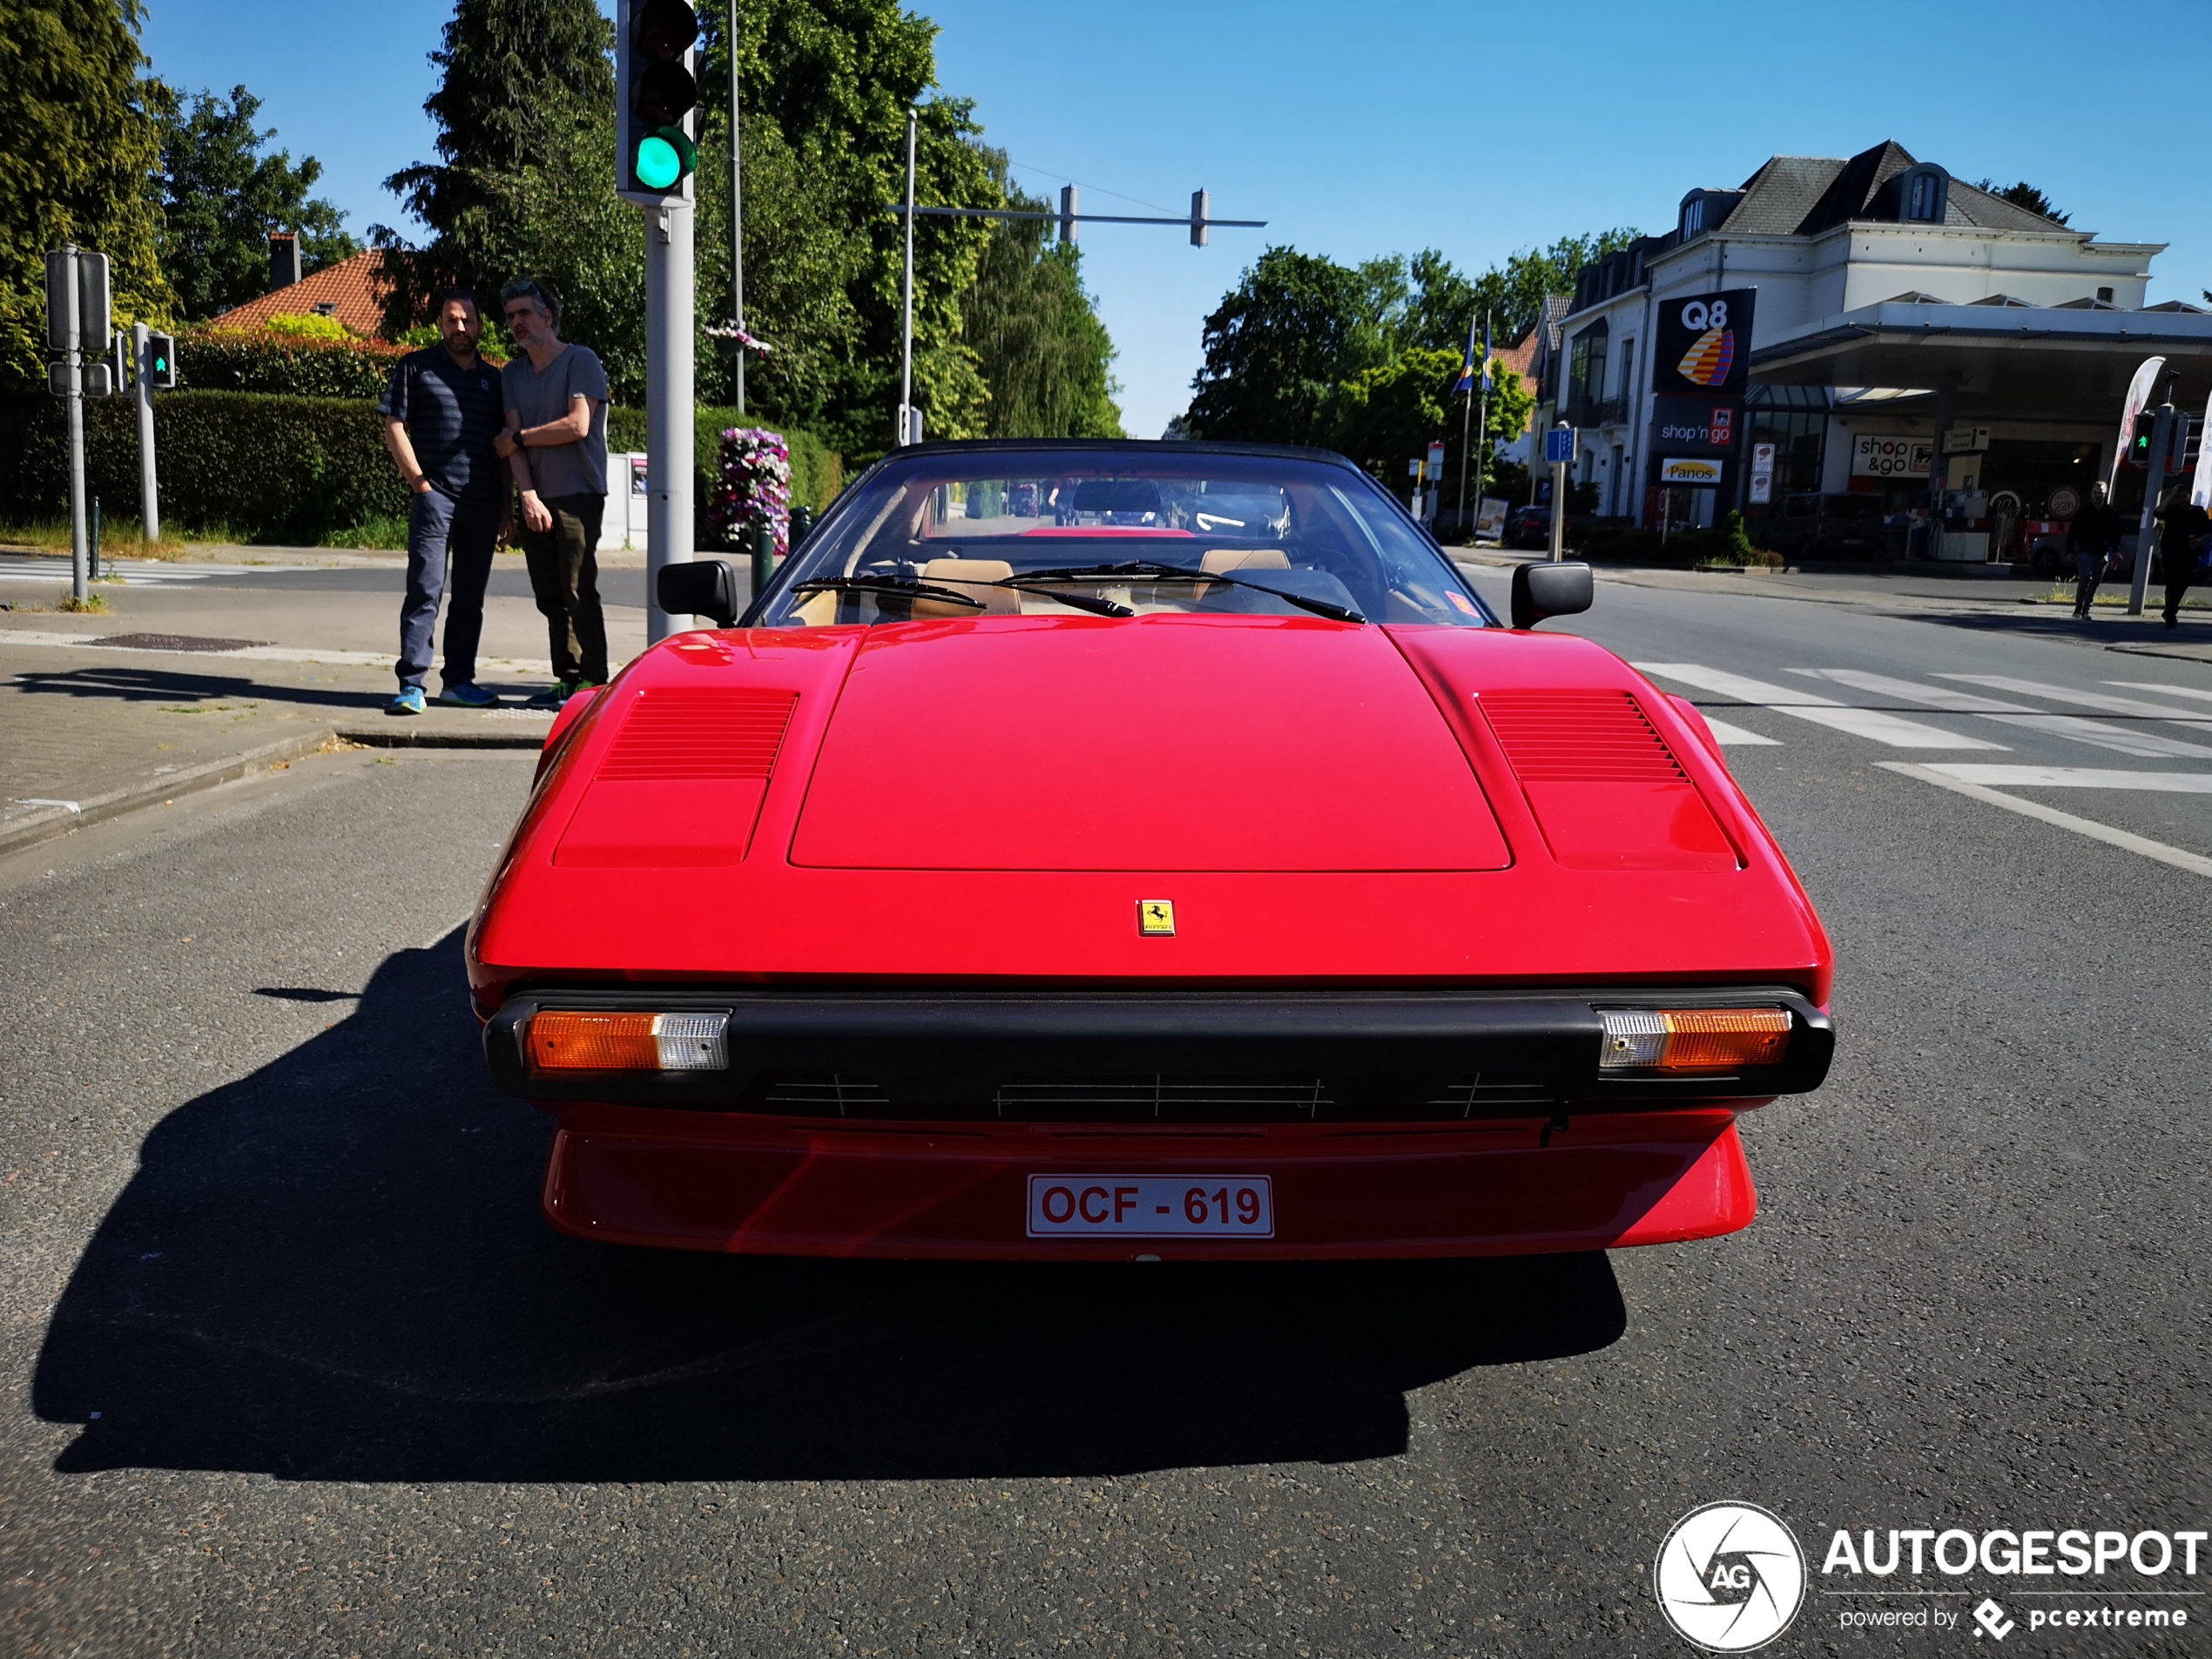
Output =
[{"x1": 378, "y1": 287, "x2": 508, "y2": 714}]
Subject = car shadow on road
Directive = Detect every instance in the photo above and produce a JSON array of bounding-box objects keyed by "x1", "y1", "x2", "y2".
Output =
[
  {"x1": 32, "y1": 934, "x2": 1627, "y2": 1483},
  {"x1": 11, "y1": 664, "x2": 382, "y2": 709}
]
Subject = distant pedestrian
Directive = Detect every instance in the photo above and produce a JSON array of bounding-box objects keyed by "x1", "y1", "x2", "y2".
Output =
[
  {"x1": 494, "y1": 278, "x2": 610, "y2": 707},
  {"x1": 2154, "y1": 481, "x2": 2209, "y2": 631},
  {"x1": 378, "y1": 287, "x2": 508, "y2": 714},
  {"x1": 2067, "y1": 482, "x2": 2122, "y2": 618}
]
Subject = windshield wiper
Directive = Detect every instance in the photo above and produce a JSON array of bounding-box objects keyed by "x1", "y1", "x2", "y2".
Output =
[
  {"x1": 1008, "y1": 560, "x2": 1365, "y2": 624},
  {"x1": 790, "y1": 575, "x2": 985, "y2": 610}
]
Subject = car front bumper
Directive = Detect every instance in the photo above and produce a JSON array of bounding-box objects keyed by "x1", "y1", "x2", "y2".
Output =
[{"x1": 536, "y1": 1103, "x2": 1757, "y2": 1260}]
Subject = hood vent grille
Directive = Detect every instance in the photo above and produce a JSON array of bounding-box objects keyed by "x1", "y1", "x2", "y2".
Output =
[
  {"x1": 598, "y1": 688, "x2": 797, "y2": 781},
  {"x1": 1480, "y1": 689, "x2": 1686, "y2": 783}
]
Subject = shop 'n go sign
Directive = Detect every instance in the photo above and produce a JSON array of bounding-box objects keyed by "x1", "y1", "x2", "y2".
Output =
[{"x1": 1851, "y1": 435, "x2": 1934, "y2": 478}]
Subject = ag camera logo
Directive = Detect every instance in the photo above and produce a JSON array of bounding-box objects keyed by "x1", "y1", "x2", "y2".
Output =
[{"x1": 1655, "y1": 1502, "x2": 1807, "y2": 1652}]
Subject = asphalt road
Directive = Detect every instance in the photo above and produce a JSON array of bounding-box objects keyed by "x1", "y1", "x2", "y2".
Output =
[{"x1": 2, "y1": 575, "x2": 2208, "y2": 1656}]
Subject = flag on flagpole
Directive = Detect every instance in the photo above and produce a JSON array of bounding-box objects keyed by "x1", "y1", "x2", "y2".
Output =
[
  {"x1": 1453, "y1": 314, "x2": 1480, "y2": 395},
  {"x1": 1480, "y1": 316, "x2": 1493, "y2": 395}
]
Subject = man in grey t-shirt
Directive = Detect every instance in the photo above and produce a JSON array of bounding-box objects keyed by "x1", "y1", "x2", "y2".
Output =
[{"x1": 494, "y1": 278, "x2": 610, "y2": 704}]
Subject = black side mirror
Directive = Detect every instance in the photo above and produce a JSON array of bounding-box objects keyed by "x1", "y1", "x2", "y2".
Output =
[
  {"x1": 1510, "y1": 560, "x2": 1594, "y2": 630},
  {"x1": 658, "y1": 558, "x2": 742, "y2": 628}
]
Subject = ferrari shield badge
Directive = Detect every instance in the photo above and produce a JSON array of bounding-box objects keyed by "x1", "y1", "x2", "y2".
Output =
[{"x1": 1137, "y1": 900, "x2": 1176, "y2": 936}]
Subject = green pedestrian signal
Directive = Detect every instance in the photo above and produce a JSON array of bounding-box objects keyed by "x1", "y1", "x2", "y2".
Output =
[
  {"x1": 618, "y1": 0, "x2": 699, "y2": 202},
  {"x1": 147, "y1": 331, "x2": 177, "y2": 389}
]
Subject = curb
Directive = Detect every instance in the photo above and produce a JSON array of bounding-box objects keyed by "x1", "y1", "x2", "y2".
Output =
[
  {"x1": 0, "y1": 730, "x2": 336, "y2": 860},
  {"x1": 0, "y1": 724, "x2": 556, "y2": 860}
]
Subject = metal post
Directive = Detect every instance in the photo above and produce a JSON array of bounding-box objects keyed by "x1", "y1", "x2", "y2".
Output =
[
  {"x1": 645, "y1": 203, "x2": 695, "y2": 643},
  {"x1": 91, "y1": 494, "x2": 101, "y2": 581},
  {"x1": 727, "y1": 0, "x2": 744, "y2": 415},
  {"x1": 1548, "y1": 421, "x2": 1570, "y2": 563},
  {"x1": 133, "y1": 320, "x2": 158, "y2": 543},
  {"x1": 751, "y1": 517, "x2": 774, "y2": 599},
  {"x1": 1925, "y1": 374, "x2": 1958, "y2": 562},
  {"x1": 2129, "y1": 384, "x2": 2178, "y2": 616},
  {"x1": 898, "y1": 108, "x2": 917, "y2": 447},
  {"x1": 61, "y1": 247, "x2": 88, "y2": 605}
]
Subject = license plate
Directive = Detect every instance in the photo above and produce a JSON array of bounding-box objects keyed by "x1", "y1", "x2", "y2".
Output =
[{"x1": 1026, "y1": 1174, "x2": 1275, "y2": 1239}]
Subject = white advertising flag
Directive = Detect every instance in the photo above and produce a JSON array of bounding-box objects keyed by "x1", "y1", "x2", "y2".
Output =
[
  {"x1": 2195, "y1": 390, "x2": 2212, "y2": 509},
  {"x1": 2107, "y1": 356, "x2": 2165, "y2": 494}
]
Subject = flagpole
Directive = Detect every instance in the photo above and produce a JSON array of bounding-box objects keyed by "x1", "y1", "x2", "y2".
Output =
[
  {"x1": 1475, "y1": 309, "x2": 1491, "y2": 530},
  {"x1": 1456, "y1": 343, "x2": 1475, "y2": 536}
]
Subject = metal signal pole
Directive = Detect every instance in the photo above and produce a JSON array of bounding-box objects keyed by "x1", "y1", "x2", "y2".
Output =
[
  {"x1": 644, "y1": 203, "x2": 695, "y2": 644},
  {"x1": 133, "y1": 321, "x2": 158, "y2": 542},
  {"x1": 2129, "y1": 376, "x2": 2181, "y2": 617},
  {"x1": 898, "y1": 108, "x2": 916, "y2": 447},
  {"x1": 728, "y1": 0, "x2": 744, "y2": 415}
]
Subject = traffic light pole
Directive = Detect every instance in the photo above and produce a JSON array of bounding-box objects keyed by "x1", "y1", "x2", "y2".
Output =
[
  {"x1": 898, "y1": 108, "x2": 916, "y2": 448},
  {"x1": 2128, "y1": 383, "x2": 2178, "y2": 617},
  {"x1": 132, "y1": 321, "x2": 158, "y2": 544},
  {"x1": 61, "y1": 271, "x2": 89, "y2": 605},
  {"x1": 727, "y1": 0, "x2": 744, "y2": 415},
  {"x1": 645, "y1": 205, "x2": 695, "y2": 643}
]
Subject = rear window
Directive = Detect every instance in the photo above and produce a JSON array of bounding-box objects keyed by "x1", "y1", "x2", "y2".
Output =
[{"x1": 756, "y1": 446, "x2": 1493, "y2": 629}]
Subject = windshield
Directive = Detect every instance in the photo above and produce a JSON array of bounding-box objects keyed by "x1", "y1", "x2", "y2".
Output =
[{"x1": 753, "y1": 446, "x2": 1494, "y2": 629}]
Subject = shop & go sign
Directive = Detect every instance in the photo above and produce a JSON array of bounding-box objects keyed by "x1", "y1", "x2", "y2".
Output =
[{"x1": 1851, "y1": 435, "x2": 1934, "y2": 478}]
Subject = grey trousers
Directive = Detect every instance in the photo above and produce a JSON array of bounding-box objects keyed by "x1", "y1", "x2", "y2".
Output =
[{"x1": 397, "y1": 488, "x2": 501, "y2": 689}]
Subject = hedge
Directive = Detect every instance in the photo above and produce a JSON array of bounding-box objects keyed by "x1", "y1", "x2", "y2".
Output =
[
  {"x1": 177, "y1": 328, "x2": 415, "y2": 401},
  {"x1": 1580, "y1": 512, "x2": 1777, "y2": 568},
  {"x1": 2, "y1": 389, "x2": 840, "y2": 546}
]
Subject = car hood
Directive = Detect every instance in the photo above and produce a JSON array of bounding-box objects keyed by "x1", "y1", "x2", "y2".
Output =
[{"x1": 789, "y1": 615, "x2": 1511, "y2": 871}]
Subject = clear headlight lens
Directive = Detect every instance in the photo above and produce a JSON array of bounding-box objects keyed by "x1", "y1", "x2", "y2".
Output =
[
  {"x1": 528, "y1": 1010, "x2": 729, "y2": 1072},
  {"x1": 1598, "y1": 1007, "x2": 1791, "y2": 1072}
]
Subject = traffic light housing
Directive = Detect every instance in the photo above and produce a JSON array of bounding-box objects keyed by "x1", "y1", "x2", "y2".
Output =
[
  {"x1": 147, "y1": 331, "x2": 177, "y2": 389},
  {"x1": 2128, "y1": 412, "x2": 2156, "y2": 469},
  {"x1": 618, "y1": 0, "x2": 699, "y2": 203}
]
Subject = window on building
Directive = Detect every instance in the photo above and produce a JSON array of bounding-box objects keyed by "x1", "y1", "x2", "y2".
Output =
[
  {"x1": 1746, "y1": 385, "x2": 1830, "y2": 505},
  {"x1": 1615, "y1": 338, "x2": 1635, "y2": 404},
  {"x1": 1567, "y1": 320, "x2": 1608, "y2": 414},
  {"x1": 1903, "y1": 167, "x2": 1948, "y2": 224},
  {"x1": 1681, "y1": 195, "x2": 1705, "y2": 239}
]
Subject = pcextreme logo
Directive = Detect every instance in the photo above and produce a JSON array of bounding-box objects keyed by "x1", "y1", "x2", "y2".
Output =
[{"x1": 1654, "y1": 1501, "x2": 1808, "y2": 1652}]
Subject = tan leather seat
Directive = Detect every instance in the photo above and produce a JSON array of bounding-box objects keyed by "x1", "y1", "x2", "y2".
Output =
[
  {"x1": 1199, "y1": 548, "x2": 1291, "y2": 574},
  {"x1": 916, "y1": 557, "x2": 1020, "y2": 617}
]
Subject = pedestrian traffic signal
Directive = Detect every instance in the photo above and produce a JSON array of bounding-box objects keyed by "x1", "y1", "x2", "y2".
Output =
[
  {"x1": 43, "y1": 246, "x2": 111, "y2": 354},
  {"x1": 2128, "y1": 412, "x2": 2156, "y2": 469},
  {"x1": 147, "y1": 332, "x2": 177, "y2": 390},
  {"x1": 618, "y1": 0, "x2": 699, "y2": 202}
]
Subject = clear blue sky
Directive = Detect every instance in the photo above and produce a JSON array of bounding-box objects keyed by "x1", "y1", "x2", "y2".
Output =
[{"x1": 145, "y1": 0, "x2": 2210, "y2": 439}]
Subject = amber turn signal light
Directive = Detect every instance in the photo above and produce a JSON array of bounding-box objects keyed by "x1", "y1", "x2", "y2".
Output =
[
  {"x1": 1598, "y1": 1007, "x2": 1791, "y2": 1072},
  {"x1": 527, "y1": 1010, "x2": 729, "y2": 1072}
]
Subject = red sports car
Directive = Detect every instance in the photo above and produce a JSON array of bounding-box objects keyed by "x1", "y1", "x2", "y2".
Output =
[{"x1": 468, "y1": 441, "x2": 1833, "y2": 1259}]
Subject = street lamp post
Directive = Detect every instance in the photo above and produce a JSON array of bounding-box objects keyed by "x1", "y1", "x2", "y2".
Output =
[{"x1": 898, "y1": 108, "x2": 916, "y2": 448}]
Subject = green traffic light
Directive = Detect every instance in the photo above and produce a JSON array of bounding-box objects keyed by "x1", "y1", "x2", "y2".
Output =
[
  {"x1": 633, "y1": 125, "x2": 696, "y2": 192},
  {"x1": 636, "y1": 134, "x2": 682, "y2": 190}
]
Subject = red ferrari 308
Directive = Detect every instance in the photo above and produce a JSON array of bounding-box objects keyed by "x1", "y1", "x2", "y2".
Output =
[{"x1": 467, "y1": 441, "x2": 1833, "y2": 1259}]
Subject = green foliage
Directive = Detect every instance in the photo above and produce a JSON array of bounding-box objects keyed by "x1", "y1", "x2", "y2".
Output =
[
  {"x1": 264, "y1": 312, "x2": 352, "y2": 341},
  {"x1": 604, "y1": 404, "x2": 843, "y2": 523},
  {"x1": 0, "y1": 0, "x2": 175, "y2": 387},
  {"x1": 1579, "y1": 513, "x2": 1778, "y2": 568},
  {"x1": 961, "y1": 158, "x2": 1122, "y2": 438},
  {"x1": 151, "y1": 84, "x2": 357, "y2": 320},
  {"x1": 1975, "y1": 179, "x2": 2067, "y2": 226},
  {"x1": 1184, "y1": 247, "x2": 1385, "y2": 446},
  {"x1": 5, "y1": 390, "x2": 409, "y2": 542},
  {"x1": 1328, "y1": 347, "x2": 1458, "y2": 478},
  {"x1": 177, "y1": 327, "x2": 410, "y2": 397},
  {"x1": 1467, "y1": 230, "x2": 1642, "y2": 347}
]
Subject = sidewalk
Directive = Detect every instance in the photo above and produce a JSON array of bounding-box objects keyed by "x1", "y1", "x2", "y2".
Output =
[{"x1": 0, "y1": 550, "x2": 624, "y2": 856}]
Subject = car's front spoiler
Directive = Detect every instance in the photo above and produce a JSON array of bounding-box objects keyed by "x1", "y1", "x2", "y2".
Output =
[
  {"x1": 537, "y1": 1103, "x2": 1757, "y2": 1259},
  {"x1": 484, "y1": 984, "x2": 1834, "y2": 1115}
]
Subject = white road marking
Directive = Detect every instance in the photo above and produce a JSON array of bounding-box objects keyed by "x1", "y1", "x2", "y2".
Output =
[
  {"x1": 1919, "y1": 765, "x2": 2212, "y2": 792},
  {"x1": 2107, "y1": 680, "x2": 2212, "y2": 705},
  {"x1": 1879, "y1": 762, "x2": 2212, "y2": 880},
  {"x1": 1936, "y1": 673, "x2": 2212, "y2": 726},
  {"x1": 1792, "y1": 668, "x2": 2030, "y2": 712},
  {"x1": 1697, "y1": 716, "x2": 1782, "y2": 746},
  {"x1": 0, "y1": 629, "x2": 555, "y2": 678},
  {"x1": 1634, "y1": 663, "x2": 2007, "y2": 750},
  {"x1": 0, "y1": 557, "x2": 319, "y2": 584},
  {"x1": 1789, "y1": 667, "x2": 2212, "y2": 760}
]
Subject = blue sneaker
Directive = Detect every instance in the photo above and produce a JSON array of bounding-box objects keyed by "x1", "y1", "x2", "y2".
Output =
[
  {"x1": 386, "y1": 685, "x2": 427, "y2": 716},
  {"x1": 439, "y1": 681, "x2": 497, "y2": 707}
]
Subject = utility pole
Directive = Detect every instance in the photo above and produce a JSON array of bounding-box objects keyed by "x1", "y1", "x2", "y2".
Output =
[
  {"x1": 727, "y1": 0, "x2": 744, "y2": 414},
  {"x1": 44, "y1": 246, "x2": 110, "y2": 606},
  {"x1": 132, "y1": 321, "x2": 158, "y2": 542},
  {"x1": 898, "y1": 107, "x2": 916, "y2": 447},
  {"x1": 2129, "y1": 376, "x2": 2181, "y2": 616}
]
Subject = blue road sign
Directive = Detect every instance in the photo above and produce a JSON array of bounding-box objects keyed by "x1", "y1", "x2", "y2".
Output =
[{"x1": 1544, "y1": 426, "x2": 1576, "y2": 465}]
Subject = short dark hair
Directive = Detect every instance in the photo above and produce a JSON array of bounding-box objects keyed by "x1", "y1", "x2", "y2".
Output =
[
  {"x1": 500, "y1": 278, "x2": 561, "y2": 330},
  {"x1": 428, "y1": 286, "x2": 477, "y2": 317}
]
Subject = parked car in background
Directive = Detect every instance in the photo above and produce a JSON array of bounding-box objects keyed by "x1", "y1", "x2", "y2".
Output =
[
  {"x1": 1757, "y1": 492, "x2": 1886, "y2": 558},
  {"x1": 1502, "y1": 505, "x2": 1592, "y2": 550}
]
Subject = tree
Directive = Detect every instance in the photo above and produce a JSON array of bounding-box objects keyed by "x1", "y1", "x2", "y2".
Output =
[
  {"x1": 1467, "y1": 229, "x2": 1642, "y2": 348},
  {"x1": 961, "y1": 157, "x2": 1121, "y2": 438},
  {"x1": 1184, "y1": 246, "x2": 1386, "y2": 445},
  {"x1": 0, "y1": 0, "x2": 173, "y2": 386},
  {"x1": 153, "y1": 85, "x2": 356, "y2": 320},
  {"x1": 1974, "y1": 179, "x2": 2067, "y2": 226}
]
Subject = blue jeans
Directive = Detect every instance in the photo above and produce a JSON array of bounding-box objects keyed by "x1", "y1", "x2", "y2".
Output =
[{"x1": 397, "y1": 489, "x2": 501, "y2": 689}]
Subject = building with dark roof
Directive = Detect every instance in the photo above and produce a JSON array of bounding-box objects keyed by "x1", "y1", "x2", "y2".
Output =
[{"x1": 1541, "y1": 140, "x2": 2209, "y2": 545}]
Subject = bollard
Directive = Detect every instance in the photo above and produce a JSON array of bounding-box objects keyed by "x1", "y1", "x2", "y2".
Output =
[
  {"x1": 751, "y1": 520, "x2": 775, "y2": 603},
  {"x1": 90, "y1": 494, "x2": 100, "y2": 581}
]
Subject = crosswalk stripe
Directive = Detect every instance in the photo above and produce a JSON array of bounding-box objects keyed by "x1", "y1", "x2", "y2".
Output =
[
  {"x1": 1786, "y1": 667, "x2": 2212, "y2": 760},
  {"x1": 1795, "y1": 668, "x2": 2028, "y2": 712},
  {"x1": 2106, "y1": 680, "x2": 2212, "y2": 705},
  {"x1": 1633, "y1": 663, "x2": 2008, "y2": 750},
  {"x1": 1936, "y1": 673, "x2": 2212, "y2": 726},
  {"x1": 1697, "y1": 715, "x2": 1782, "y2": 746},
  {"x1": 1919, "y1": 765, "x2": 2212, "y2": 792},
  {"x1": 1879, "y1": 762, "x2": 2212, "y2": 880}
]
